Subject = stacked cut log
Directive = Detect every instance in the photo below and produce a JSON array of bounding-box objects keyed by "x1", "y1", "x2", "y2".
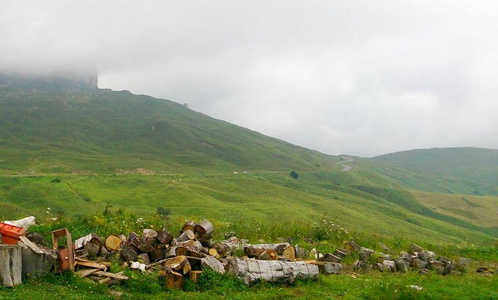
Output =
[
  {"x1": 103, "y1": 219, "x2": 325, "y2": 288},
  {"x1": 242, "y1": 242, "x2": 309, "y2": 262}
]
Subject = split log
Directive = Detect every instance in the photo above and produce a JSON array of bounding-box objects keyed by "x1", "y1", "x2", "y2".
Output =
[
  {"x1": 84, "y1": 242, "x2": 101, "y2": 258},
  {"x1": 201, "y1": 238, "x2": 215, "y2": 248},
  {"x1": 149, "y1": 245, "x2": 165, "y2": 262},
  {"x1": 98, "y1": 247, "x2": 109, "y2": 259},
  {"x1": 212, "y1": 242, "x2": 227, "y2": 257},
  {"x1": 189, "y1": 270, "x2": 203, "y2": 282},
  {"x1": 258, "y1": 249, "x2": 278, "y2": 260},
  {"x1": 128, "y1": 232, "x2": 143, "y2": 249},
  {"x1": 104, "y1": 235, "x2": 123, "y2": 252},
  {"x1": 244, "y1": 246, "x2": 264, "y2": 258},
  {"x1": 182, "y1": 221, "x2": 197, "y2": 233},
  {"x1": 226, "y1": 257, "x2": 319, "y2": 286},
  {"x1": 137, "y1": 240, "x2": 156, "y2": 254},
  {"x1": 176, "y1": 241, "x2": 204, "y2": 258},
  {"x1": 142, "y1": 229, "x2": 158, "y2": 239},
  {"x1": 249, "y1": 243, "x2": 291, "y2": 255},
  {"x1": 195, "y1": 219, "x2": 214, "y2": 240},
  {"x1": 159, "y1": 267, "x2": 184, "y2": 289},
  {"x1": 0, "y1": 245, "x2": 22, "y2": 287},
  {"x1": 166, "y1": 246, "x2": 177, "y2": 258},
  {"x1": 193, "y1": 240, "x2": 204, "y2": 252},
  {"x1": 177, "y1": 229, "x2": 195, "y2": 242},
  {"x1": 137, "y1": 253, "x2": 151, "y2": 265},
  {"x1": 282, "y1": 246, "x2": 296, "y2": 260},
  {"x1": 120, "y1": 242, "x2": 138, "y2": 262},
  {"x1": 74, "y1": 233, "x2": 103, "y2": 254},
  {"x1": 201, "y1": 256, "x2": 225, "y2": 273},
  {"x1": 157, "y1": 230, "x2": 174, "y2": 245},
  {"x1": 165, "y1": 255, "x2": 191, "y2": 275},
  {"x1": 208, "y1": 248, "x2": 220, "y2": 258}
]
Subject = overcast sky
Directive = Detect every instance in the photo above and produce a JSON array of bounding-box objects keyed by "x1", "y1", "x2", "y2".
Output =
[{"x1": 2, "y1": 1, "x2": 498, "y2": 157}]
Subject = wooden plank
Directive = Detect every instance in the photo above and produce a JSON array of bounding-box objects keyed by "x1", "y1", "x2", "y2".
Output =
[
  {"x1": 19, "y1": 236, "x2": 44, "y2": 254},
  {"x1": 94, "y1": 271, "x2": 129, "y2": 280},
  {"x1": 76, "y1": 268, "x2": 99, "y2": 278},
  {"x1": 76, "y1": 260, "x2": 108, "y2": 271}
]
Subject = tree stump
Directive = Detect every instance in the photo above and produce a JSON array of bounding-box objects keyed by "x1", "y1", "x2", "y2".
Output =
[{"x1": 0, "y1": 245, "x2": 22, "y2": 287}]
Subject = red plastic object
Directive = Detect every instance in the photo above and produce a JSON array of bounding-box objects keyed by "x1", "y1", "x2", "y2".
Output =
[{"x1": 0, "y1": 223, "x2": 26, "y2": 244}]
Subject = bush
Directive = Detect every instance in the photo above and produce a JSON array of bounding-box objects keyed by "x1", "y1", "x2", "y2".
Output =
[{"x1": 157, "y1": 207, "x2": 171, "y2": 219}]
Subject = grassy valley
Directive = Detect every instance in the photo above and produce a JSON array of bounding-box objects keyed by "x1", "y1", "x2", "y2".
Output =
[{"x1": 0, "y1": 86, "x2": 497, "y2": 299}]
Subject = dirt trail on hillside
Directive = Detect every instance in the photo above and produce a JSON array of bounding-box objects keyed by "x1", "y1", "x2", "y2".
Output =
[{"x1": 337, "y1": 158, "x2": 354, "y2": 171}]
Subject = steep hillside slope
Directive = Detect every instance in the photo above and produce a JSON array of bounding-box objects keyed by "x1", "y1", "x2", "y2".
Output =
[{"x1": 0, "y1": 88, "x2": 339, "y2": 174}]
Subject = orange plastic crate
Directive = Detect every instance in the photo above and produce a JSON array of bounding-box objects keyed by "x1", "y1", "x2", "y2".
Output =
[{"x1": 0, "y1": 223, "x2": 25, "y2": 244}]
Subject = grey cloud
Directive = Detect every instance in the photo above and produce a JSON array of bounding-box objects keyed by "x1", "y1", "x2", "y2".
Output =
[{"x1": 2, "y1": 0, "x2": 498, "y2": 156}]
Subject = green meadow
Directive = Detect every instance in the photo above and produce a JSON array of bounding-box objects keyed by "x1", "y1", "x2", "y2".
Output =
[{"x1": 1, "y1": 86, "x2": 497, "y2": 298}]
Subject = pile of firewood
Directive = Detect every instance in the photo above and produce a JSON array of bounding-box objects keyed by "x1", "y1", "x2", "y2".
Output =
[{"x1": 97, "y1": 219, "x2": 320, "y2": 287}]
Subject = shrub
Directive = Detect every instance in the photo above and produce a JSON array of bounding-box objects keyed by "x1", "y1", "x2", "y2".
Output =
[{"x1": 157, "y1": 207, "x2": 171, "y2": 219}]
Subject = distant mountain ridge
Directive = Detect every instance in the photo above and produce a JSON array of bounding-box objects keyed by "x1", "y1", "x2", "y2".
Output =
[{"x1": 373, "y1": 147, "x2": 498, "y2": 187}]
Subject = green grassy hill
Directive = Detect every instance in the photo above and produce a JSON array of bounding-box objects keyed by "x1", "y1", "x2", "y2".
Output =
[
  {"x1": 1, "y1": 86, "x2": 497, "y2": 247},
  {"x1": 372, "y1": 148, "x2": 498, "y2": 187},
  {"x1": 0, "y1": 88, "x2": 340, "y2": 175}
]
